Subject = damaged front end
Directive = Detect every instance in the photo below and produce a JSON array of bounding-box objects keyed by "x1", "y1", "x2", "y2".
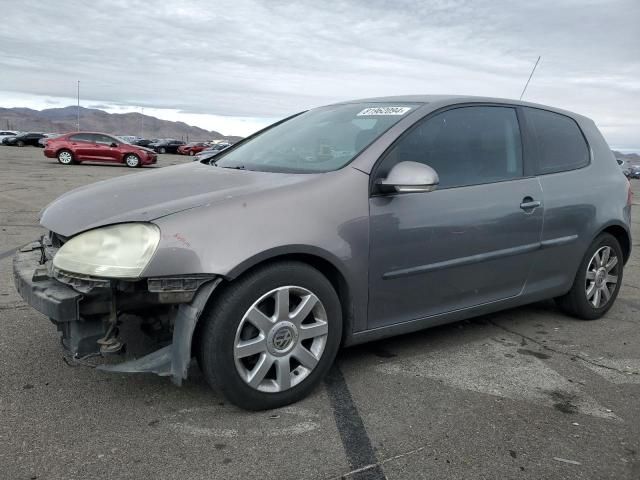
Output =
[{"x1": 12, "y1": 234, "x2": 220, "y2": 385}]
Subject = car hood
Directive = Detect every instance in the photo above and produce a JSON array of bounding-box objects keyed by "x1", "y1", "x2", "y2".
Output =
[
  {"x1": 40, "y1": 162, "x2": 318, "y2": 237},
  {"x1": 196, "y1": 151, "x2": 219, "y2": 159}
]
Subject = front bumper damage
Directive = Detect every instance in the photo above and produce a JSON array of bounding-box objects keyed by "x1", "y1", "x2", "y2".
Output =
[{"x1": 12, "y1": 238, "x2": 220, "y2": 385}]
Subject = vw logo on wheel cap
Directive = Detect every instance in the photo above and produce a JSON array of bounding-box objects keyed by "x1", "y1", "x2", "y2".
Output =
[{"x1": 272, "y1": 327, "x2": 294, "y2": 350}]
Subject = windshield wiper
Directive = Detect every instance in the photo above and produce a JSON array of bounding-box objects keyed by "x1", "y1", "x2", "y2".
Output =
[{"x1": 219, "y1": 165, "x2": 246, "y2": 170}]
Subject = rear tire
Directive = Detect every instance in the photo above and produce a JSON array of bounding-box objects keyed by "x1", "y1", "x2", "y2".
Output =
[
  {"x1": 189, "y1": 151, "x2": 195, "y2": 156},
  {"x1": 198, "y1": 261, "x2": 342, "y2": 410},
  {"x1": 555, "y1": 233, "x2": 623, "y2": 320},
  {"x1": 17, "y1": 140, "x2": 24, "y2": 147},
  {"x1": 57, "y1": 149, "x2": 74, "y2": 165},
  {"x1": 159, "y1": 147, "x2": 166, "y2": 154}
]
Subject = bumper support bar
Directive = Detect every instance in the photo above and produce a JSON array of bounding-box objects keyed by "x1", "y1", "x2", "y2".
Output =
[{"x1": 98, "y1": 279, "x2": 220, "y2": 385}]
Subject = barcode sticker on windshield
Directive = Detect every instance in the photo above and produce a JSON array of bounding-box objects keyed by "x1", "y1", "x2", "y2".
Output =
[{"x1": 357, "y1": 106, "x2": 412, "y2": 116}]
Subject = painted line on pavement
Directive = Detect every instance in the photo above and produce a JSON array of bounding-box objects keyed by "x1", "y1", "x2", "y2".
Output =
[
  {"x1": 324, "y1": 365, "x2": 386, "y2": 480},
  {"x1": 0, "y1": 247, "x2": 18, "y2": 261}
]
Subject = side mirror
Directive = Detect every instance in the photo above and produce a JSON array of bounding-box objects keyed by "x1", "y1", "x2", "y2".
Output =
[
  {"x1": 110, "y1": 142, "x2": 118, "y2": 148},
  {"x1": 377, "y1": 161, "x2": 439, "y2": 193}
]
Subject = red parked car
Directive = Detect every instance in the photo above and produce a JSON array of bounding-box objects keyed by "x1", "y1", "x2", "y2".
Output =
[
  {"x1": 177, "y1": 142, "x2": 209, "y2": 156},
  {"x1": 44, "y1": 132, "x2": 157, "y2": 167}
]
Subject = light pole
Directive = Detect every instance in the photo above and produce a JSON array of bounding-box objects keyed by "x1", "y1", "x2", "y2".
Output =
[
  {"x1": 141, "y1": 107, "x2": 144, "y2": 138},
  {"x1": 76, "y1": 80, "x2": 80, "y2": 131}
]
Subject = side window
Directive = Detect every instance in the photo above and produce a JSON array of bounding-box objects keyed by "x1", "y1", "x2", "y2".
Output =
[
  {"x1": 68, "y1": 133, "x2": 93, "y2": 142},
  {"x1": 379, "y1": 106, "x2": 523, "y2": 189},
  {"x1": 94, "y1": 134, "x2": 116, "y2": 145},
  {"x1": 523, "y1": 108, "x2": 589, "y2": 174}
]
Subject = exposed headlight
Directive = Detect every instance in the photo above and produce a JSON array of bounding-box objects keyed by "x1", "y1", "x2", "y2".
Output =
[{"x1": 53, "y1": 223, "x2": 160, "y2": 278}]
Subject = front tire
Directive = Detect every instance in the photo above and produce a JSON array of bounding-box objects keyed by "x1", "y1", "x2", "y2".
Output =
[
  {"x1": 125, "y1": 154, "x2": 141, "y2": 168},
  {"x1": 159, "y1": 147, "x2": 166, "y2": 154},
  {"x1": 189, "y1": 151, "x2": 195, "y2": 156},
  {"x1": 57, "y1": 149, "x2": 74, "y2": 165},
  {"x1": 198, "y1": 261, "x2": 342, "y2": 410},
  {"x1": 17, "y1": 140, "x2": 24, "y2": 147},
  {"x1": 556, "y1": 233, "x2": 623, "y2": 320}
]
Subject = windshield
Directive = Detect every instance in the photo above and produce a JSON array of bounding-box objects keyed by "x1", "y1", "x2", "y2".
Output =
[{"x1": 213, "y1": 102, "x2": 420, "y2": 173}]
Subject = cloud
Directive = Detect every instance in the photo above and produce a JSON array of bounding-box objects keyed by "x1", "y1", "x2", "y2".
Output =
[{"x1": 0, "y1": 0, "x2": 638, "y2": 145}]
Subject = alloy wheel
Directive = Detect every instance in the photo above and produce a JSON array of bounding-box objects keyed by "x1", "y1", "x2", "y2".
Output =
[
  {"x1": 58, "y1": 151, "x2": 72, "y2": 164},
  {"x1": 233, "y1": 286, "x2": 329, "y2": 393},
  {"x1": 125, "y1": 155, "x2": 139, "y2": 167},
  {"x1": 585, "y1": 246, "x2": 619, "y2": 308}
]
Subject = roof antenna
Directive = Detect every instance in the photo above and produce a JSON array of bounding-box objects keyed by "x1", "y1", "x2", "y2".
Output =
[{"x1": 519, "y1": 56, "x2": 541, "y2": 100}]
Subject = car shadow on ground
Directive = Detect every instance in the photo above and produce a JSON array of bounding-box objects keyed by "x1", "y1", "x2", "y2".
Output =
[
  {"x1": 339, "y1": 299, "x2": 561, "y2": 364},
  {"x1": 80, "y1": 299, "x2": 566, "y2": 402},
  {"x1": 42, "y1": 160, "x2": 162, "y2": 168}
]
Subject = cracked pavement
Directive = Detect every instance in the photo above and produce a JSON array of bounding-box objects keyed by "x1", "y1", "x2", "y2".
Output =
[{"x1": 0, "y1": 146, "x2": 639, "y2": 479}]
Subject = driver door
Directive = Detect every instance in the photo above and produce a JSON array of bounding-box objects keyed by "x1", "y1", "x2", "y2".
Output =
[
  {"x1": 368, "y1": 105, "x2": 543, "y2": 328},
  {"x1": 93, "y1": 134, "x2": 121, "y2": 162}
]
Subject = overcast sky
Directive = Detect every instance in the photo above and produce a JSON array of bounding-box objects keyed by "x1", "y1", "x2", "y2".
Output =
[{"x1": 1, "y1": 0, "x2": 638, "y2": 148}]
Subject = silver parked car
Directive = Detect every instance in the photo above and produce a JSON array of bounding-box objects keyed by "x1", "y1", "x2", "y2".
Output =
[{"x1": 14, "y1": 95, "x2": 632, "y2": 410}]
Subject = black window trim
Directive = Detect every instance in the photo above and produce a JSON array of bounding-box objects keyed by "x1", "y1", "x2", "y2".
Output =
[
  {"x1": 370, "y1": 102, "x2": 530, "y2": 196},
  {"x1": 520, "y1": 106, "x2": 592, "y2": 176}
]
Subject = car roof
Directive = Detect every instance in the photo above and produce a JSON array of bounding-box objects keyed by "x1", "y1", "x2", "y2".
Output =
[
  {"x1": 66, "y1": 131, "x2": 117, "y2": 135},
  {"x1": 328, "y1": 94, "x2": 590, "y2": 122}
]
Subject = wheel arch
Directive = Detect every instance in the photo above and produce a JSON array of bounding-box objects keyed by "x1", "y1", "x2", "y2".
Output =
[
  {"x1": 56, "y1": 148, "x2": 75, "y2": 161},
  {"x1": 192, "y1": 246, "x2": 356, "y2": 359},
  {"x1": 599, "y1": 222, "x2": 631, "y2": 264},
  {"x1": 121, "y1": 150, "x2": 141, "y2": 162},
  {"x1": 56, "y1": 147, "x2": 73, "y2": 155}
]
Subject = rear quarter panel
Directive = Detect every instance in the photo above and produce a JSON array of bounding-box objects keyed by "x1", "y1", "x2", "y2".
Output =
[{"x1": 524, "y1": 117, "x2": 631, "y2": 296}]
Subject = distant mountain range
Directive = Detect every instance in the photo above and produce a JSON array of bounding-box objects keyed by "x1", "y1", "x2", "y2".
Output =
[
  {"x1": 0, "y1": 106, "x2": 243, "y2": 143},
  {"x1": 1, "y1": 106, "x2": 636, "y2": 162},
  {"x1": 613, "y1": 150, "x2": 640, "y2": 165}
]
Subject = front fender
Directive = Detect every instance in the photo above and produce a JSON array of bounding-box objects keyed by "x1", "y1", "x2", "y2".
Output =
[{"x1": 225, "y1": 244, "x2": 351, "y2": 280}]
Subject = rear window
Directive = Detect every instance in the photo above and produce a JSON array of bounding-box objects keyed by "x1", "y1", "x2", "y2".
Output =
[{"x1": 524, "y1": 107, "x2": 589, "y2": 174}]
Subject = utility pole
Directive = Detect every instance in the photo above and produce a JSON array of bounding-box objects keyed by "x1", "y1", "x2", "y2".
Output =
[
  {"x1": 141, "y1": 107, "x2": 144, "y2": 138},
  {"x1": 76, "y1": 80, "x2": 80, "y2": 131},
  {"x1": 520, "y1": 56, "x2": 541, "y2": 101}
]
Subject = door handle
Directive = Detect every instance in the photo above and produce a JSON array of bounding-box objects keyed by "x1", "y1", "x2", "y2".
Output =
[{"x1": 520, "y1": 197, "x2": 541, "y2": 211}]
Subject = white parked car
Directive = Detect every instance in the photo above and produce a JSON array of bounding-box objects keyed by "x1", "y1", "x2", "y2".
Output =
[
  {"x1": 117, "y1": 135, "x2": 139, "y2": 144},
  {"x1": 0, "y1": 130, "x2": 20, "y2": 143}
]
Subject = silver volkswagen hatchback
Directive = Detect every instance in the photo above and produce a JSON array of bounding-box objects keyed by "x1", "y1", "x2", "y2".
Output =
[{"x1": 14, "y1": 95, "x2": 632, "y2": 410}]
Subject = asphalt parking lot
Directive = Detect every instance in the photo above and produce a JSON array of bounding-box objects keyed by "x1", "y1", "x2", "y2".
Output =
[{"x1": 1, "y1": 146, "x2": 639, "y2": 480}]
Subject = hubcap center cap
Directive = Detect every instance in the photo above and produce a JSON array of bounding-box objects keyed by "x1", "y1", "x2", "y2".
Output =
[
  {"x1": 267, "y1": 321, "x2": 298, "y2": 355},
  {"x1": 595, "y1": 268, "x2": 606, "y2": 287}
]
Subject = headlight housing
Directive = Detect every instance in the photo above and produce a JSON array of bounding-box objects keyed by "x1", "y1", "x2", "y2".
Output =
[{"x1": 53, "y1": 223, "x2": 160, "y2": 278}]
